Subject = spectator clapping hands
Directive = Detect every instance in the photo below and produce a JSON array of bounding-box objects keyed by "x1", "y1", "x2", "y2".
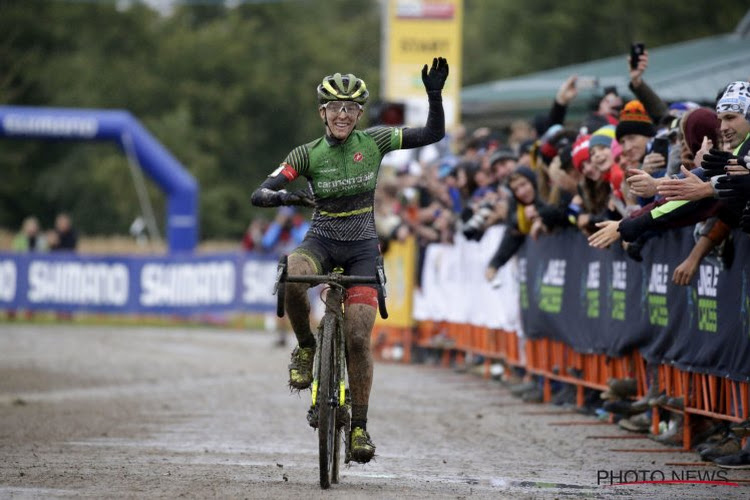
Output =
[{"x1": 657, "y1": 166, "x2": 711, "y2": 201}]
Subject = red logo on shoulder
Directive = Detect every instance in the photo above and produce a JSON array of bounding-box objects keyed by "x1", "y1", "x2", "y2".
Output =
[{"x1": 353, "y1": 152, "x2": 363, "y2": 162}]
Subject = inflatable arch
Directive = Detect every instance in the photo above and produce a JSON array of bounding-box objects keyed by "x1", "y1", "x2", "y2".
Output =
[{"x1": 0, "y1": 106, "x2": 198, "y2": 252}]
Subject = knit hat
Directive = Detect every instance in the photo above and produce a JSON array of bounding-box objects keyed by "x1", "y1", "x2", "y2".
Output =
[
  {"x1": 716, "y1": 81, "x2": 750, "y2": 120},
  {"x1": 571, "y1": 134, "x2": 591, "y2": 171},
  {"x1": 508, "y1": 165, "x2": 537, "y2": 191},
  {"x1": 589, "y1": 125, "x2": 616, "y2": 150},
  {"x1": 681, "y1": 108, "x2": 720, "y2": 155},
  {"x1": 668, "y1": 101, "x2": 700, "y2": 118},
  {"x1": 615, "y1": 100, "x2": 655, "y2": 140},
  {"x1": 489, "y1": 148, "x2": 517, "y2": 165}
]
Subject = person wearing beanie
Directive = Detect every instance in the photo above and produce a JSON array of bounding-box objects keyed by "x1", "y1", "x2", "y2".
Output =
[
  {"x1": 571, "y1": 133, "x2": 606, "y2": 185},
  {"x1": 616, "y1": 100, "x2": 656, "y2": 140},
  {"x1": 589, "y1": 124, "x2": 616, "y2": 150},
  {"x1": 561, "y1": 132, "x2": 615, "y2": 235},
  {"x1": 485, "y1": 166, "x2": 547, "y2": 281},
  {"x1": 716, "y1": 81, "x2": 750, "y2": 156},
  {"x1": 488, "y1": 148, "x2": 518, "y2": 185},
  {"x1": 681, "y1": 108, "x2": 720, "y2": 157},
  {"x1": 589, "y1": 125, "x2": 624, "y2": 201},
  {"x1": 616, "y1": 100, "x2": 657, "y2": 171}
]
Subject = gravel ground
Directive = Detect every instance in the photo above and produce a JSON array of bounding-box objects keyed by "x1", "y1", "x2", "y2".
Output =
[{"x1": 0, "y1": 324, "x2": 748, "y2": 499}]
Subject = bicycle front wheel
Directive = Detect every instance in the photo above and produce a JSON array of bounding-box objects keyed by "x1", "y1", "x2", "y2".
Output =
[{"x1": 318, "y1": 313, "x2": 339, "y2": 489}]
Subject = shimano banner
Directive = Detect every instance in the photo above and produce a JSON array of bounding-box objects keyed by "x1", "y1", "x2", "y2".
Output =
[
  {"x1": 520, "y1": 227, "x2": 750, "y2": 381},
  {"x1": 0, "y1": 252, "x2": 279, "y2": 314}
]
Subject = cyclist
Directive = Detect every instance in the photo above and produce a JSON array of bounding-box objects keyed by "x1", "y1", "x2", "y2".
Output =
[{"x1": 251, "y1": 57, "x2": 449, "y2": 463}]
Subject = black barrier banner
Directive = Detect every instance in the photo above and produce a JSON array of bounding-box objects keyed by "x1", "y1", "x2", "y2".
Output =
[{"x1": 520, "y1": 227, "x2": 750, "y2": 381}]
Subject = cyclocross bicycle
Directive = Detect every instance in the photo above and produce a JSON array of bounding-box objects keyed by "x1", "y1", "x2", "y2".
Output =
[{"x1": 274, "y1": 255, "x2": 388, "y2": 489}]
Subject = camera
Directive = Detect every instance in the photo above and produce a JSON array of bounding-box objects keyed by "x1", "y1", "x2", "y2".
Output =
[{"x1": 461, "y1": 201, "x2": 494, "y2": 241}]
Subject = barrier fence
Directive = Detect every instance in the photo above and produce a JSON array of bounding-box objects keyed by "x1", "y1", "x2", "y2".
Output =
[
  {"x1": 402, "y1": 226, "x2": 750, "y2": 450},
  {"x1": 2, "y1": 226, "x2": 749, "y2": 447}
]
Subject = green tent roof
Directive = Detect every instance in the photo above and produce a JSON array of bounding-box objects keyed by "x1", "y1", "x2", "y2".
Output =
[{"x1": 461, "y1": 24, "x2": 750, "y2": 126}]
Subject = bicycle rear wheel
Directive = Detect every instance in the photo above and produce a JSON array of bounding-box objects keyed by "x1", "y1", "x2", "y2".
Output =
[{"x1": 318, "y1": 314, "x2": 339, "y2": 489}]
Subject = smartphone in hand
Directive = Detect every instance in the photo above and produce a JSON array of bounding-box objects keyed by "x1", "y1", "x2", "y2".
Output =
[
  {"x1": 650, "y1": 136, "x2": 669, "y2": 162},
  {"x1": 630, "y1": 42, "x2": 645, "y2": 69}
]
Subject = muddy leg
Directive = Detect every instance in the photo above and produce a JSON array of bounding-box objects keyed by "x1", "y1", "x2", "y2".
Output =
[
  {"x1": 285, "y1": 254, "x2": 316, "y2": 347},
  {"x1": 345, "y1": 303, "x2": 376, "y2": 411}
]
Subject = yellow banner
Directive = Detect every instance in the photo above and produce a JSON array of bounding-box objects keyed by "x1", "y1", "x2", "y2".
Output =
[
  {"x1": 375, "y1": 236, "x2": 416, "y2": 328},
  {"x1": 383, "y1": 0, "x2": 463, "y2": 126}
]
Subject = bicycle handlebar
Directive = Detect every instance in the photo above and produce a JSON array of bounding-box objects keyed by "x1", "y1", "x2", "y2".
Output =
[
  {"x1": 283, "y1": 274, "x2": 379, "y2": 286},
  {"x1": 274, "y1": 254, "x2": 389, "y2": 320}
]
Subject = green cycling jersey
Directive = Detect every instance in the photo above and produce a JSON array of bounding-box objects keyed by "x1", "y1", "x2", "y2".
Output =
[{"x1": 275, "y1": 126, "x2": 403, "y2": 241}]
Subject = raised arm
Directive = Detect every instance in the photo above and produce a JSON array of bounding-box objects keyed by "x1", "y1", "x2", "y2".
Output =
[
  {"x1": 401, "y1": 57, "x2": 449, "y2": 149},
  {"x1": 628, "y1": 50, "x2": 667, "y2": 123}
]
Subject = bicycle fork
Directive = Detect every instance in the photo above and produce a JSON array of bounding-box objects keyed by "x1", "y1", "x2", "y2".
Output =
[
  {"x1": 307, "y1": 310, "x2": 351, "y2": 445},
  {"x1": 335, "y1": 318, "x2": 352, "y2": 463},
  {"x1": 307, "y1": 324, "x2": 323, "y2": 429}
]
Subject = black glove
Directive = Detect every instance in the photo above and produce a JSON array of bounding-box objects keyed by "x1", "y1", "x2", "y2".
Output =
[
  {"x1": 714, "y1": 174, "x2": 750, "y2": 201},
  {"x1": 421, "y1": 57, "x2": 449, "y2": 94},
  {"x1": 701, "y1": 148, "x2": 737, "y2": 176},
  {"x1": 280, "y1": 189, "x2": 315, "y2": 208}
]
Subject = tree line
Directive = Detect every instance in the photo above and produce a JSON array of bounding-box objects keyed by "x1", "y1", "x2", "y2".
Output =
[{"x1": 1, "y1": 0, "x2": 745, "y2": 241}]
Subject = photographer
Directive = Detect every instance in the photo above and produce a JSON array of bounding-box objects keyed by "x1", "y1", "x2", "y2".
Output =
[{"x1": 460, "y1": 150, "x2": 517, "y2": 241}]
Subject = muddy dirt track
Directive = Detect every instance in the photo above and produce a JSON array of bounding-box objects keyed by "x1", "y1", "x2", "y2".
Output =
[{"x1": 0, "y1": 325, "x2": 748, "y2": 499}]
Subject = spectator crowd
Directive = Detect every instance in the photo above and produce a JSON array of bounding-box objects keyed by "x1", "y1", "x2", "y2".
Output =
[{"x1": 367, "y1": 52, "x2": 749, "y2": 291}]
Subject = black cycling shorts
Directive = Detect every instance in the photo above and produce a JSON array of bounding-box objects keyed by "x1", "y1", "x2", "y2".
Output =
[{"x1": 292, "y1": 233, "x2": 380, "y2": 288}]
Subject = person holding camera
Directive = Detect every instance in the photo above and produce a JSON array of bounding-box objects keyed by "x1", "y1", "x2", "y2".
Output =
[
  {"x1": 459, "y1": 149, "x2": 519, "y2": 242},
  {"x1": 627, "y1": 44, "x2": 668, "y2": 125}
]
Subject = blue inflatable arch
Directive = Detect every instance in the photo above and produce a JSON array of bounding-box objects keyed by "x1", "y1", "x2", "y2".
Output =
[{"x1": 0, "y1": 106, "x2": 198, "y2": 252}]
